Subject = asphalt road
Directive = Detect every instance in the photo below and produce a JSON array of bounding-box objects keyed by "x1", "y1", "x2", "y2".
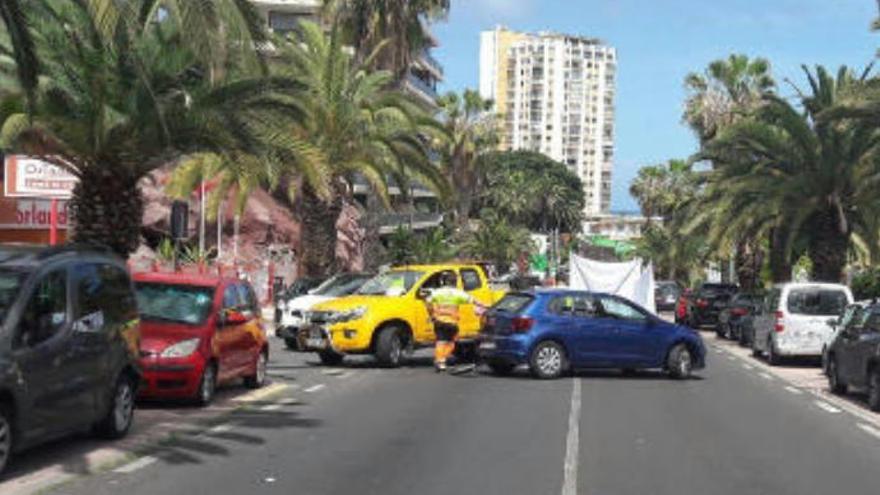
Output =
[{"x1": 46, "y1": 333, "x2": 880, "y2": 495}]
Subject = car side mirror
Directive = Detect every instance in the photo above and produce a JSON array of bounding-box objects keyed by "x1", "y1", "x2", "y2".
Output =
[{"x1": 417, "y1": 288, "x2": 430, "y2": 300}]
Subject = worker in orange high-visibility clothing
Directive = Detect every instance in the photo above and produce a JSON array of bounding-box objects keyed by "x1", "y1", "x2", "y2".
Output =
[{"x1": 426, "y1": 273, "x2": 487, "y2": 372}]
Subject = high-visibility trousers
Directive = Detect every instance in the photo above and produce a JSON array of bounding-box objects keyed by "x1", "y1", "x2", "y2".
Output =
[{"x1": 434, "y1": 322, "x2": 458, "y2": 364}]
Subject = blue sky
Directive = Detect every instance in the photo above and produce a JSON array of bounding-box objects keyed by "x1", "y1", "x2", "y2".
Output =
[{"x1": 432, "y1": 0, "x2": 879, "y2": 212}]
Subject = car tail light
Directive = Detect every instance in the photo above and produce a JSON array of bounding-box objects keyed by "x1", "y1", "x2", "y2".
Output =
[
  {"x1": 511, "y1": 316, "x2": 534, "y2": 333},
  {"x1": 696, "y1": 299, "x2": 709, "y2": 308},
  {"x1": 774, "y1": 311, "x2": 785, "y2": 333},
  {"x1": 731, "y1": 307, "x2": 748, "y2": 316}
]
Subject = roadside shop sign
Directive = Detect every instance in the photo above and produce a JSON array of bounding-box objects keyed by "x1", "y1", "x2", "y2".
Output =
[
  {"x1": 0, "y1": 198, "x2": 69, "y2": 230},
  {"x1": 3, "y1": 155, "x2": 78, "y2": 199}
]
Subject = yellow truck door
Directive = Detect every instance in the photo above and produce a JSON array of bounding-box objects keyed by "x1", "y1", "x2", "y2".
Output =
[{"x1": 457, "y1": 267, "x2": 493, "y2": 339}]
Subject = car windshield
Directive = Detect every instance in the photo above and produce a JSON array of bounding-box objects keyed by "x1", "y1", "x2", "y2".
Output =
[
  {"x1": 787, "y1": 289, "x2": 849, "y2": 316},
  {"x1": 314, "y1": 274, "x2": 371, "y2": 297},
  {"x1": 0, "y1": 269, "x2": 26, "y2": 324},
  {"x1": 357, "y1": 271, "x2": 424, "y2": 296},
  {"x1": 135, "y1": 282, "x2": 215, "y2": 326}
]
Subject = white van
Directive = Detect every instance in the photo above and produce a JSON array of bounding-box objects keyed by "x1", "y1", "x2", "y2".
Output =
[{"x1": 752, "y1": 283, "x2": 853, "y2": 365}]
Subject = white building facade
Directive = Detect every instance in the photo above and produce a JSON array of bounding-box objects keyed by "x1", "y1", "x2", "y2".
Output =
[{"x1": 480, "y1": 27, "x2": 617, "y2": 215}]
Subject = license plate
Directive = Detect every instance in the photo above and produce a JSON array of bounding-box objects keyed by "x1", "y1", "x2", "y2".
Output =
[
  {"x1": 306, "y1": 338, "x2": 326, "y2": 349},
  {"x1": 479, "y1": 341, "x2": 497, "y2": 350}
]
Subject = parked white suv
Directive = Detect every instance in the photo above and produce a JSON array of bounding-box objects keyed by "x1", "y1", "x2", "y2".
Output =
[{"x1": 752, "y1": 283, "x2": 853, "y2": 365}]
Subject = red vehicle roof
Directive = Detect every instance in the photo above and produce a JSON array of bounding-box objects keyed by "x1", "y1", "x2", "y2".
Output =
[{"x1": 132, "y1": 271, "x2": 235, "y2": 288}]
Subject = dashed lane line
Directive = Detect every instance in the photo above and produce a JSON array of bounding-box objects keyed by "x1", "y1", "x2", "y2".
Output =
[
  {"x1": 305, "y1": 384, "x2": 326, "y2": 393},
  {"x1": 784, "y1": 386, "x2": 803, "y2": 395},
  {"x1": 260, "y1": 403, "x2": 283, "y2": 411},
  {"x1": 857, "y1": 423, "x2": 880, "y2": 440},
  {"x1": 759, "y1": 372, "x2": 774, "y2": 381},
  {"x1": 741, "y1": 363, "x2": 754, "y2": 371},
  {"x1": 814, "y1": 400, "x2": 842, "y2": 414},
  {"x1": 113, "y1": 456, "x2": 157, "y2": 474}
]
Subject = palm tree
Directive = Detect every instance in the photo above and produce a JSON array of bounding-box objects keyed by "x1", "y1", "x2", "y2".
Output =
[
  {"x1": 684, "y1": 54, "x2": 775, "y2": 143},
  {"x1": 323, "y1": 0, "x2": 450, "y2": 82},
  {"x1": 276, "y1": 21, "x2": 448, "y2": 276},
  {"x1": 0, "y1": 0, "x2": 37, "y2": 106},
  {"x1": 1, "y1": 1, "x2": 321, "y2": 257},
  {"x1": 694, "y1": 65, "x2": 880, "y2": 282},
  {"x1": 435, "y1": 89, "x2": 498, "y2": 226},
  {"x1": 460, "y1": 209, "x2": 533, "y2": 271}
]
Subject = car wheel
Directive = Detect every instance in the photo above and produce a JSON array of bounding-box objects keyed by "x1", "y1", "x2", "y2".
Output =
[
  {"x1": 244, "y1": 351, "x2": 268, "y2": 389},
  {"x1": 667, "y1": 343, "x2": 693, "y2": 380},
  {"x1": 375, "y1": 326, "x2": 404, "y2": 368},
  {"x1": 767, "y1": 338, "x2": 781, "y2": 366},
  {"x1": 529, "y1": 341, "x2": 567, "y2": 379},
  {"x1": 827, "y1": 357, "x2": 846, "y2": 395},
  {"x1": 868, "y1": 368, "x2": 880, "y2": 412},
  {"x1": 96, "y1": 376, "x2": 135, "y2": 439},
  {"x1": 453, "y1": 341, "x2": 477, "y2": 363},
  {"x1": 488, "y1": 361, "x2": 515, "y2": 376},
  {"x1": 0, "y1": 405, "x2": 12, "y2": 476},
  {"x1": 196, "y1": 363, "x2": 217, "y2": 407},
  {"x1": 284, "y1": 337, "x2": 299, "y2": 351}
]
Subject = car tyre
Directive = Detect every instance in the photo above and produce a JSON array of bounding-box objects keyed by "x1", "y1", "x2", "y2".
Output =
[
  {"x1": 244, "y1": 351, "x2": 268, "y2": 389},
  {"x1": 318, "y1": 350, "x2": 344, "y2": 366},
  {"x1": 488, "y1": 361, "x2": 515, "y2": 376},
  {"x1": 867, "y1": 368, "x2": 880, "y2": 412},
  {"x1": 196, "y1": 363, "x2": 217, "y2": 407},
  {"x1": 827, "y1": 357, "x2": 846, "y2": 395},
  {"x1": 95, "y1": 375, "x2": 135, "y2": 439},
  {"x1": 667, "y1": 343, "x2": 693, "y2": 380},
  {"x1": 284, "y1": 338, "x2": 299, "y2": 351},
  {"x1": 529, "y1": 341, "x2": 567, "y2": 379},
  {"x1": 0, "y1": 405, "x2": 12, "y2": 477},
  {"x1": 375, "y1": 326, "x2": 404, "y2": 368},
  {"x1": 767, "y1": 338, "x2": 781, "y2": 366}
]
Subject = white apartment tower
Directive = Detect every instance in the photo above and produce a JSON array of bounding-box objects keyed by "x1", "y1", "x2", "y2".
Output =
[{"x1": 480, "y1": 27, "x2": 617, "y2": 215}]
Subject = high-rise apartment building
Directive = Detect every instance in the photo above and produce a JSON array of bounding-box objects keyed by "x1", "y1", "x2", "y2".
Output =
[
  {"x1": 251, "y1": 0, "x2": 442, "y2": 106},
  {"x1": 480, "y1": 27, "x2": 617, "y2": 215}
]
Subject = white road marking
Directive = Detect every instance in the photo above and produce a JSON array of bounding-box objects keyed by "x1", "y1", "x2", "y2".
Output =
[
  {"x1": 305, "y1": 384, "x2": 326, "y2": 393},
  {"x1": 741, "y1": 363, "x2": 754, "y2": 371},
  {"x1": 260, "y1": 403, "x2": 283, "y2": 411},
  {"x1": 561, "y1": 379, "x2": 582, "y2": 495},
  {"x1": 208, "y1": 424, "x2": 232, "y2": 433},
  {"x1": 784, "y1": 386, "x2": 803, "y2": 395},
  {"x1": 814, "y1": 401, "x2": 842, "y2": 414},
  {"x1": 759, "y1": 372, "x2": 774, "y2": 381},
  {"x1": 113, "y1": 456, "x2": 157, "y2": 474},
  {"x1": 857, "y1": 423, "x2": 880, "y2": 440}
]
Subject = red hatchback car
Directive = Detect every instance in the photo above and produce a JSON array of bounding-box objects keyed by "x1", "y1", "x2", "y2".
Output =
[{"x1": 133, "y1": 272, "x2": 269, "y2": 405}]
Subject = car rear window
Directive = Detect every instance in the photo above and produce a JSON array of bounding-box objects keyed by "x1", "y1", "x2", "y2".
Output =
[
  {"x1": 493, "y1": 293, "x2": 534, "y2": 313},
  {"x1": 787, "y1": 289, "x2": 849, "y2": 316}
]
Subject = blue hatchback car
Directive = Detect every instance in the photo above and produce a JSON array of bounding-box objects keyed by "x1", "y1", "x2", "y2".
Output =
[{"x1": 479, "y1": 289, "x2": 706, "y2": 379}]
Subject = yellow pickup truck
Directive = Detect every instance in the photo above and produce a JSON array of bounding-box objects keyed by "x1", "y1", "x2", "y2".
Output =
[{"x1": 297, "y1": 264, "x2": 504, "y2": 367}]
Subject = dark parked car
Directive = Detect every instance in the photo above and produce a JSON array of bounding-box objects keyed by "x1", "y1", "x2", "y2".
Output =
[
  {"x1": 0, "y1": 245, "x2": 142, "y2": 476},
  {"x1": 716, "y1": 293, "x2": 764, "y2": 340},
  {"x1": 687, "y1": 283, "x2": 739, "y2": 328},
  {"x1": 479, "y1": 289, "x2": 706, "y2": 379},
  {"x1": 654, "y1": 281, "x2": 681, "y2": 312},
  {"x1": 825, "y1": 302, "x2": 880, "y2": 411}
]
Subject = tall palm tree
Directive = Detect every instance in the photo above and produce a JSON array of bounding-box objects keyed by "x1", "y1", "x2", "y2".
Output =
[
  {"x1": 694, "y1": 65, "x2": 880, "y2": 282},
  {"x1": 684, "y1": 54, "x2": 775, "y2": 143},
  {"x1": 276, "y1": 21, "x2": 448, "y2": 276},
  {"x1": 0, "y1": 0, "x2": 37, "y2": 106},
  {"x1": 1, "y1": 1, "x2": 321, "y2": 257},
  {"x1": 322, "y1": 0, "x2": 450, "y2": 82},
  {"x1": 435, "y1": 89, "x2": 498, "y2": 226}
]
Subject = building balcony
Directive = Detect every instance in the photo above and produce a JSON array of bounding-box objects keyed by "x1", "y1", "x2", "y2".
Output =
[
  {"x1": 403, "y1": 73, "x2": 439, "y2": 106},
  {"x1": 376, "y1": 212, "x2": 444, "y2": 235},
  {"x1": 416, "y1": 50, "x2": 444, "y2": 79}
]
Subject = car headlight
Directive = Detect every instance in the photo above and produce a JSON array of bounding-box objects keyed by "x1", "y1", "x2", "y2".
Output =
[
  {"x1": 330, "y1": 306, "x2": 367, "y2": 323},
  {"x1": 161, "y1": 338, "x2": 200, "y2": 358}
]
